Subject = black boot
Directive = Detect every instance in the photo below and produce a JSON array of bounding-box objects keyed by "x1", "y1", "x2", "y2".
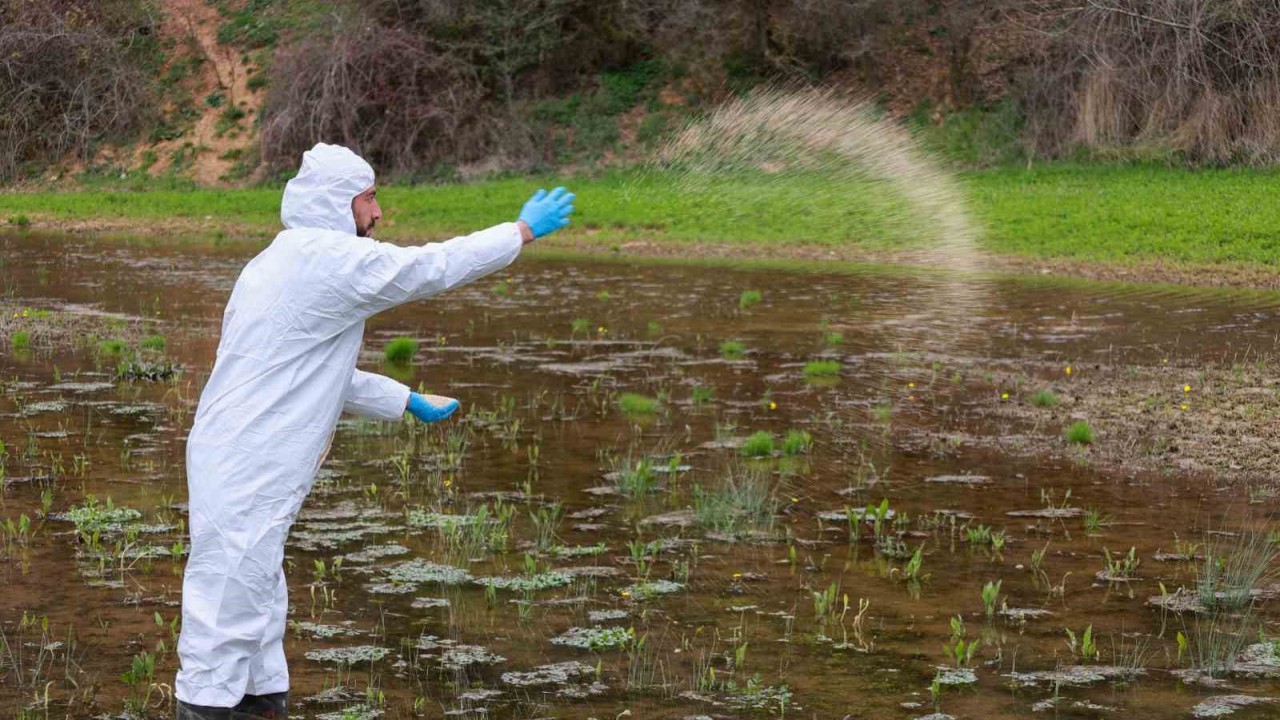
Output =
[
  {"x1": 176, "y1": 700, "x2": 232, "y2": 720},
  {"x1": 232, "y1": 691, "x2": 288, "y2": 720}
]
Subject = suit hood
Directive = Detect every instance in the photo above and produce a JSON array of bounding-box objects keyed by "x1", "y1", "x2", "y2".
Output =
[{"x1": 280, "y1": 143, "x2": 375, "y2": 235}]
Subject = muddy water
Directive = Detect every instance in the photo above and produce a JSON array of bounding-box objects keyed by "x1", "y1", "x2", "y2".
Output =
[{"x1": 2, "y1": 231, "x2": 1280, "y2": 719}]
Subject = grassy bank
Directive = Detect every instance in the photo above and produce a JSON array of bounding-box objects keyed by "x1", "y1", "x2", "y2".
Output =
[{"x1": 4, "y1": 163, "x2": 1280, "y2": 270}]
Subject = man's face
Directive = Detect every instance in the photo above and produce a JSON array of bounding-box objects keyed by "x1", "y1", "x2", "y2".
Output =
[{"x1": 352, "y1": 186, "x2": 382, "y2": 237}]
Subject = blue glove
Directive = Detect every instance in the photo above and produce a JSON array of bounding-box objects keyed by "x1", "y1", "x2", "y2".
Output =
[
  {"x1": 407, "y1": 392, "x2": 460, "y2": 423},
  {"x1": 518, "y1": 186, "x2": 575, "y2": 238}
]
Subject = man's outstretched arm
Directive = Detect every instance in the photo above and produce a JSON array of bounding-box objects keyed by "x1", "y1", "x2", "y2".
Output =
[{"x1": 307, "y1": 187, "x2": 574, "y2": 325}]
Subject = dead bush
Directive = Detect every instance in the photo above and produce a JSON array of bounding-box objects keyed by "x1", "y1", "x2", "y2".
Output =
[
  {"x1": 0, "y1": 0, "x2": 156, "y2": 180},
  {"x1": 259, "y1": 17, "x2": 495, "y2": 177},
  {"x1": 1024, "y1": 0, "x2": 1280, "y2": 164}
]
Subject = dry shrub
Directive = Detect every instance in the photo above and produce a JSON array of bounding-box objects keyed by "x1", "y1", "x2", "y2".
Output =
[
  {"x1": 0, "y1": 0, "x2": 156, "y2": 180},
  {"x1": 259, "y1": 16, "x2": 494, "y2": 177},
  {"x1": 1025, "y1": 0, "x2": 1280, "y2": 164}
]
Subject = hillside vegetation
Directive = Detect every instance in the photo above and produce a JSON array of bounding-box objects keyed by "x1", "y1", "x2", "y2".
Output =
[{"x1": 6, "y1": 0, "x2": 1280, "y2": 186}]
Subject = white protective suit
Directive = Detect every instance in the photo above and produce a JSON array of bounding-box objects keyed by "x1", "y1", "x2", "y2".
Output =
[{"x1": 175, "y1": 143, "x2": 523, "y2": 706}]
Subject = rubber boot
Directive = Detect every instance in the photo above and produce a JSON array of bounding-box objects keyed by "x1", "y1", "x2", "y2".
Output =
[
  {"x1": 176, "y1": 700, "x2": 232, "y2": 720},
  {"x1": 232, "y1": 691, "x2": 288, "y2": 720}
]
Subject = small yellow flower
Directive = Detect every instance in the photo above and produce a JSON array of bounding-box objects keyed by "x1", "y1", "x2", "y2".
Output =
[
  {"x1": 908, "y1": 382, "x2": 916, "y2": 389},
  {"x1": 1065, "y1": 366, "x2": 1073, "y2": 376},
  {"x1": 1183, "y1": 384, "x2": 1191, "y2": 393},
  {"x1": 732, "y1": 572, "x2": 742, "y2": 579},
  {"x1": 768, "y1": 401, "x2": 777, "y2": 410},
  {"x1": 908, "y1": 395, "x2": 917, "y2": 401},
  {"x1": 443, "y1": 479, "x2": 452, "y2": 488},
  {"x1": 1001, "y1": 392, "x2": 1009, "y2": 400},
  {"x1": 620, "y1": 590, "x2": 631, "y2": 597},
  {"x1": 597, "y1": 326, "x2": 607, "y2": 334},
  {"x1": 790, "y1": 497, "x2": 799, "y2": 503},
  {"x1": 1180, "y1": 404, "x2": 1189, "y2": 411}
]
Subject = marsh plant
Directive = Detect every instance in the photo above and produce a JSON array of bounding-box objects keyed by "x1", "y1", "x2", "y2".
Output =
[
  {"x1": 618, "y1": 393, "x2": 658, "y2": 415},
  {"x1": 802, "y1": 360, "x2": 841, "y2": 378},
  {"x1": 1083, "y1": 507, "x2": 1112, "y2": 534},
  {"x1": 1030, "y1": 388, "x2": 1059, "y2": 407},
  {"x1": 981, "y1": 579, "x2": 1002, "y2": 617},
  {"x1": 1066, "y1": 420, "x2": 1095, "y2": 445},
  {"x1": 739, "y1": 431, "x2": 775, "y2": 458},
  {"x1": 719, "y1": 340, "x2": 747, "y2": 360},
  {"x1": 780, "y1": 429, "x2": 812, "y2": 456},
  {"x1": 1188, "y1": 529, "x2": 1279, "y2": 677},
  {"x1": 738, "y1": 289, "x2": 763, "y2": 309},
  {"x1": 693, "y1": 464, "x2": 780, "y2": 536},
  {"x1": 1102, "y1": 547, "x2": 1140, "y2": 579},
  {"x1": 383, "y1": 337, "x2": 418, "y2": 364},
  {"x1": 944, "y1": 616, "x2": 979, "y2": 667},
  {"x1": 607, "y1": 451, "x2": 660, "y2": 496},
  {"x1": 1065, "y1": 624, "x2": 1099, "y2": 662}
]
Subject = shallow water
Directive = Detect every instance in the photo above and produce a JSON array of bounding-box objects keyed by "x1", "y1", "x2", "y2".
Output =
[{"x1": 2, "y1": 231, "x2": 1280, "y2": 719}]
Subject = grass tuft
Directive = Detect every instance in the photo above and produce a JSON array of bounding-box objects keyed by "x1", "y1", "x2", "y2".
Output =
[
  {"x1": 803, "y1": 360, "x2": 841, "y2": 377},
  {"x1": 618, "y1": 393, "x2": 658, "y2": 415},
  {"x1": 1031, "y1": 389, "x2": 1059, "y2": 407},
  {"x1": 738, "y1": 289, "x2": 762, "y2": 309},
  {"x1": 781, "y1": 429, "x2": 812, "y2": 456},
  {"x1": 140, "y1": 334, "x2": 167, "y2": 352},
  {"x1": 10, "y1": 331, "x2": 30, "y2": 352},
  {"x1": 383, "y1": 337, "x2": 418, "y2": 364},
  {"x1": 719, "y1": 340, "x2": 746, "y2": 360},
  {"x1": 740, "y1": 431, "x2": 775, "y2": 458},
  {"x1": 1065, "y1": 421, "x2": 1095, "y2": 445}
]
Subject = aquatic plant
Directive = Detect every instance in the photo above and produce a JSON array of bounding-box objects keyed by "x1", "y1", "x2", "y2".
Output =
[
  {"x1": 781, "y1": 429, "x2": 812, "y2": 456},
  {"x1": 802, "y1": 360, "x2": 841, "y2": 377},
  {"x1": 618, "y1": 392, "x2": 658, "y2": 415},
  {"x1": 607, "y1": 452, "x2": 660, "y2": 496},
  {"x1": 54, "y1": 496, "x2": 141, "y2": 534},
  {"x1": 97, "y1": 338, "x2": 127, "y2": 355},
  {"x1": 981, "y1": 579, "x2": 1002, "y2": 617},
  {"x1": 522, "y1": 504, "x2": 560, "y2": 555},
  {"x1": 719, "y1": 340, "x2": 746, "y2": 360},
  {"x1": 551, "y1": 626, "x2": 635, "y2": 650},
  {"x1": 140, "y1": 334, "x2": 167, "y2": 352},
  {"x1": 620, "y1": 579, "x2": 683, "y2": 600},
  {"x1": 10, "y1": 331, "x2": 29, "y2": 352},
  {"x1": 691, "y1": 384, "x2": 715, "y2": 405},
  {"x1": 383, "y1": 336, "x2": 417, "y2": 364},
  {"x1": 10, "y1": 214, "x2": 30, "y2": 228},
  {"x1": 1065, "y1": 624, "x2": 1099, "y2": 662},
  {"x1": 474, "y1": 570, "x2": 573, "y2": 592},
  {"x1": 812, "y1": 582, "x2": 842, "y2": 640},
  {"x1": 902, "y1": 545, "x2": 926, "y2": 581},
  {"x1": 1031, "y1": 389, "x2": 1059, "y2": 407},
  {"x1": 570, "y1": 318, "x2": 591, "y2": 336},
  {"x1": 692, "y1": 464, "x2": 780, "y2": 535},
  {"x1": 738, "y1": 289, "x2": 762, "y2": 309},
  {"x1": 1083, "y1": 507, "x2": 1112, "y2": 534},
  {"x1": 1066, "y1": 421, "x2": 1095, "y2": 445},
  {"x1": 944, "y1": 615, "x2": 979, "y2": 667},
  {"x1": 964, "y1": 524, "x2": 1004, "y2": 546},
  {"x1": 304, "y1": 645, "x2": 391, "y2": 666},
  {"x1": 823, "y1": 331, "x2": 844, "y2": 346},
  {"x1": 740, "y1": 431, "x2": 775, "y2": 458},
  {"x1": 1103, "y1": 546, "x2": 1140, "y2": 579}
]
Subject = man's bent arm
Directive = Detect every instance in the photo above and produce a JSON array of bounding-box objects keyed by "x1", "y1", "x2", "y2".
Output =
[{"x1": 342, "y1": 369, "x2": 411, "y2": 420}]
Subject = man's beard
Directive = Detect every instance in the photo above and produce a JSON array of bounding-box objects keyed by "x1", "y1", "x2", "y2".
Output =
[{"x1": 356, "y1": 220, "x2": 375, "y2": 238}]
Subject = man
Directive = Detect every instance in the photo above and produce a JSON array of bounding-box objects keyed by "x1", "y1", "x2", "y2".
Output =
[{"x1": 174, "y1": 143, "x2": 574, "y2": 719}]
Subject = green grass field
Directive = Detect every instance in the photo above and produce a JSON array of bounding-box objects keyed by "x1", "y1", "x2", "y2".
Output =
[{"x1": 4, "y1": 164, "x2": 1280, "y2": 269}]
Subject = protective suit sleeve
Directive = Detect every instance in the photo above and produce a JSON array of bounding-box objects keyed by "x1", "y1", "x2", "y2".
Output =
[
  {"x1": 342, "y1": 369, "x2": 411, "y2": 420},
  {"x1": 319, "y1": 222, "x2": 523, "y2": 323}
]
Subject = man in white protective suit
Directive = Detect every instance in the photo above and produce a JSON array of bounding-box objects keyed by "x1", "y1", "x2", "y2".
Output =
[{"x1": 174, "y1": 143, "x2": 574, "y2": 719}]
